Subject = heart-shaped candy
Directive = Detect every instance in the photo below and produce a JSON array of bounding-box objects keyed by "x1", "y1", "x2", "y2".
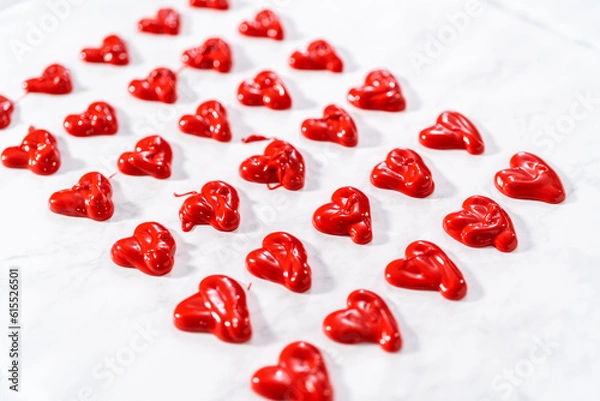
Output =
[
  {"x1": 178, "y1": 180, "x2": 240, "y2": 232},
  {"x1": 173, "y1": 274, "x2": 251, "y2": 343},
  {"x1": 1, "y1": 126, "x2": 60, "y2": 175},
  {"x1": 419, "y1": 111, "x2": 484, "y2": 155},
  {"x1": 443, "y1": 195, "x2": 518, "y2": 252},
  {"x1": 239, "y1": 9, "x2": 284, "y2": 40},
  {"x1": 495, "y1": 152, "x2": 565, "y2": 204},
  {"x1": 237, "y1": 70, "x2": 291, "y2": 110},
  {"x1": 323, "y1": 289, "x2": 401, "y2": 352},
  {"x1": 251, "y1": 341, "x2": 333, "y2": 401},
  {"x1": 370, "y1": 148, "x2": 434, "y2": 198},
  {"x1": 289, "y1": 40, "x2": 343, "y2": 72},
  {"x1": 118, "y1": 135, "x2": 172, "y2": 179},
  {"x1": 79, "y1": 35, "x2": 129, "y2": 65},
  {"x1": 111, "y1": 222, "x2": 176, "y2": 276},
  {"x1": 385, "y1": 240, "x2": 467, "y2": 300},
  {"x1": 181, "y1": 37, "x2": 232, "y2": 72},
  {"x1": 190, "y1": 0, "x2": 229, "y2": 10},
  {"x1": 178, "y1": 100, "x2": 231, "y2": 142},
  {"x1": 301, "y1": 104, "x2": 357, "y2": 147},
  {"x1": 49, "y1": 172, "x2": 114, "y2": 221},
  {"x1": 128, "y1": 67, "x2": 177, "y2": 103},
  {"x1": 23, "y1": 64, "x2": 73, "y2": 95},
  {"x1": 137, "y1": 8, "x2": 180, "y2": 35},
  {"x1": 313, "y1": 187, "x2": 372, "y2": 244},
  {"x1": 0, "y1": 95, "x2": 14, "y2": 129},
  {"x1": 347, "y1": 69, "x2": 405, "y2": 112},
  {"x1": 246, "y1": 232, "x2": 311, "y2": 293},
  {"x1": 63, "y1": 101, "x2": 118, "y2": 137}
]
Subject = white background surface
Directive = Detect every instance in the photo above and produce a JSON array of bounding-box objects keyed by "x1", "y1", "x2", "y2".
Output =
[{"x1": 1, "y1": 0, "x2": 600, "y2": 400}]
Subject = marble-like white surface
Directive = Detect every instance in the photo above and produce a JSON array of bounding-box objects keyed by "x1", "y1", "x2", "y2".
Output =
[{"x1": 0, "y1": 0, "x2": 599, "y2": 400}]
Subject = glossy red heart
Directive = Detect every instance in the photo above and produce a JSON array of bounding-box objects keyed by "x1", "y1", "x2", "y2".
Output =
[
  {"x1": 443, "y1": 195, "x2": 518, "y2": 252},
  {"x1": 22, "y1": 64, "x2": 72, "y2": 95},
  {"x1": 347, "y1": 69, "x2": 405, "y2": 112},
  {"x1": 385, "y1": 240, "x2": 467, "y2": 300},
  {"x1": 313, "y1": 186, "x2": 372, "y2": 244},
  {"x1": 137, "y1": 8, "x2": 180, "y2": 35},
  {"x1": 251, "y1": 341, "x2": 333, "y2": 401},
  {"x1": 239, "y1": 9, "x2": 284, "y2": 41},
  {"x1": 118, "y1": 135, "x2": 172, "y2": 179},
  {"x1": 495, "y1": 152, "x2": 565, "y2": 204},
  {"x1": 173, "y1": 274, "x2": 251, "y2": 343},
  {"x1": 178, "y1": 180, "x2": 240, "y2": 232},
  {"x1": 301, "y1": 104, "x2": 357, "y2": 147},
  {"x1": 370, "y1": 148, "x2": 434, "y2": 198},
  {"x1": 0, "y1": 95, "x2": 14, "y2": 129},
  {"x1": 419, "y1": 111, "x2": 484, "y2": 155},
  {"x1": 128, "y1": 67, "x2": 177, "y2": 104},
  {"x1": 239, "y1": 139, "x2": 305, "y2": 190},
  {"x1": 1, "y1": 126, "x2": 60, "y2": 175},
  {"x1": 49, "y1": 172, "x2": 114, "y2": 221},
  {"x1": 79, "y1": 35, "x2": 129, "y2": 66},
  {"x1": 63, "y1": 101, "x2": 118, "y2": 137},
  {"x1": 237, "y1": 70, "x2": 291, "y2": 110},
  {"x1": 181, "y1": 37, "x2": 232, "y2": 72},
  {"x1": 178, "y1": 100, "x2": 231, "y2": 142},
  {"x1": 323, "y1": 289, "x2": 401, "y2": 352},
  {"x1": 289, "y1": 40, "x2": 343, "y2": 72},
  {"x1": 246, "y1": 232, "x2": 311, "y2": 293},
  {"x1": 111, "y1": 222, "x2": 176, "y2": 276},
  {"x1": 190, "y1": 0, "x2": 229, "y2": 10}
]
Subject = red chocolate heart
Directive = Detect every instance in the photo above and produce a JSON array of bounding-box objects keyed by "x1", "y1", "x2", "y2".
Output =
[
  {"x1": 190, "y1": 0, "x2": 229, "y2": 10},
  {"x1": 239, "y1": 9, "x2": 284, "y2": 40},
  {"x1": 178, "y1": 100, "x2": 231, "y2": 142},
  {"x1": 0, "y1": 95, "x2": 14, "y2": 129},
  {"x1": 128, "y1": 67, "x2": 177, "y2": 104},
  {"x1": 443, "y1": 195, "x2": 518, "y2": 252},
  {"x1": 370, "y1": 148, "x2": 434, "y2": 198},
  {"x1": 239, "y1": 139, "x2": 305, "y2": 190},
  {"x1": 301, "y1": 104, "x2": 357, "y2": 147},
  {"x1": 111, "y1": 222, "x2": 176, "y2": 276},
  {"x1": 23, "y1": 64, "x2": 73, "y2": 95},
  {"x1": 495, "y1": 152, "x2": 565, "y2": 204},
  {"x1": 173, "y1": 274, "x2": 251, "y2": 343},
  {"x1": 313, "y1": 187, "x2": 372, "y2": 244},
  {"x1": 63, "y1": 101, "x2": 118, "y2": 137},
  {"x1": 181, "y1": 37, "x2": 232, "y2": 72},
  {"x1": 323, "y1": 289, "x2": 401, "y2": 352},
  {"x1": 251, "y1": 341, "x2": 333, "y2": 401},
  {"x1": 237, "y1": 70, "x2": 291, "y2": 110},
  {"x1": 246, "y1": 232, "x2": 311, "y2": 293},
  {"x1": 79, "y1": 35, "x2": 129, "y2": 66},
  {"x1": 49, "y1": 172, "x2": 114, "y2": 221},
  {"x1": 118, "y1": 135, "x2": 172, "y2": 179},
  {"x1": 137, "y1": 8, "x2": 180, "y2": 35},
  {"x1": 289, "y1": 40, "x2": 343, "y2": 72},
  {"x1": 385, "y1": 240, "x2": 466, "y2": 300},
  {"x1": 178, "y1": 180, "x2": 240, "y2": 232},
  {"x1": 1, "y1": 126, "x2": 60, "y2": 175},
  {"x1": 419, "y1": 111, "x2": 484, "y2": 155},
  {"x1": 347, "y1": 69, "x2": 405, "y2": 112}
]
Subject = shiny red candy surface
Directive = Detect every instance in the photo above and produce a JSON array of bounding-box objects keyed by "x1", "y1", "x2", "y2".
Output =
[
  {"x1": 1, "y1": 126, "x2": 60, "y2": 175},
  {"x1": 0, "y1": 96, "x2": 14, "y2": 129},
  {"x1": 239, "y1": 9, "x2": 283, "y2": 40},
  {"x1": 23, "y1": 64, "x2": 73, "y2": 95},
  {"x1": 347, "y1": 69, "x2": 405, "y2": 112},
  {"x1": 49, "y1": 172, "x2": 114, "y2": 221},
  {"x1": 301, "y1": 104, "x2": 357, "y2": 147},
  {"x1": 190, "y1": 0, "x2": 228, "y2": 9},
  {"x1": 370, "y1": 148, "x2": 434, "y2": 198},
  {"x1": 178, "y1": 180, "x2": 240, "y2": 232},
  {"x1": 63, "y1": 101, "x2": 118, "y2": 137},
  {"x1": 289, "y1": 40, "x2": 343, "y2": 72},
  {"x1": 118, "y1": 135, "x2": 172, "y2": 179},
  {"x1": 128, "y1": 67, "x2": 177, "y2": 104},
  {"x1": 179, "y1": 100, "x2": 231, "y2": 142},
  {"x1": 237, "y1": 70, "x2": 291, "y2": 110},
  {"x1": 419, "y1": 111, "x2": 484, "y2": 155},
  {"x1": 138, "y1": 8, "x2": 180, "y2": 35},
  {"x1": 80, "y1": 35, "x2": 129, "y2": 65},
  {"x1": 182, "y1": 37, "x2": 232, "y2": 72}
]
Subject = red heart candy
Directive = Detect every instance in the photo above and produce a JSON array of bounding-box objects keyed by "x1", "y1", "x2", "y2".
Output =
[
  {"x1": 190, "y1": 0, "x2": 229, "y2": 11},
  {"x1": 23, "y1": 64, "x2": 73, "y2": 95},
  {"x1": 173, "y1": 274, "x2": 251, "y2": 343},
  {"x1": 137, "y1": 8, "x2": 180, "y2": 35},
  {"x1": 419, "y1": 111, "x2": 484, "y2": 155},
  {"x1": 237, "y1": 70, "x2": 291, "y2": 110},
  {"x1": 443, "y1": 195, "x2": 518, "y2": 252},
  {"x1": 370, "y1": 148, "x2": 434, "y2": 198},
  {"x1": 49, "y1": 172, "x2": 114, "y2": 221},
  {"x1": 323, "y1": 289, "x2": 401, "y2": 352},
  {"x1": 289, "y1": 40, "x2": 343, "y2": 72},
  {"x1": 79, "y1": 35, "x2": 129, "y2": 66},
  {"x1": 1, "y1": 126, "x2": 60, "y2": 175},
  {"x1": 63, "y1": 101, "x2": 118, "y2": 137},
  {"x1": 385, "y1": 240, "x2": 467, "y2": 300},
  {"x1": 0, "y1": 95, "x2": 14, "y2": 129},
  {"x1": 178, "y1": 180, "x2": 240, "y2": 232},
  {"x1": 246, "y1": 232, "x2": 311, "y2": 293},
  {"x1": 239, "y1": 139, "x2": 305, "y2": 190},
  {"x1": 118, "y1": 135, "x2": 172, "y2": 179},
  {"x1": 495, "y1": 152, "x2": 565, "y2": 204},
  {"x1": 301, "y1": 104, "x2": 357, "y2": 147},
  {"x1": 239, "y1": 9, "x2": 284, "y2": 40},
  {"x1": 178, "y1": 100, "x2": 231, "y2": 142},
  {"x1": 251, "y1": 341, "x2": 333, "y2": 401},
  {"x1": 181, "y1": 37, "x2": 232, "y2": 72},
  {"x1": 313, "y1": 186, "x2": 372, "y2": 244},
  {"x1": 111, "y1": 222, "x2": 176, "y2": 276},
  {"x1": 347, "y1": 69, "x2": 405, "y2": 112},
  {"x1": 128, "y1": 67, "x2": 177, "y2": 104}
]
